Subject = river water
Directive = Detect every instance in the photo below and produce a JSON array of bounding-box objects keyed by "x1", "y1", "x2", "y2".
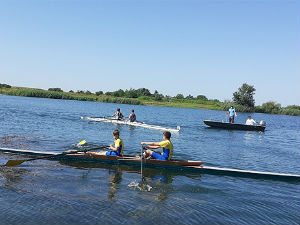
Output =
[{"x1": 0, "y1": 95, "x2": 299, "y2": 225}]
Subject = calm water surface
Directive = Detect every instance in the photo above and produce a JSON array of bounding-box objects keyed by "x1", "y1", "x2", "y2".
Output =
[{"x1": 0, "y1": 95, "x2": 299, "y2": 225}]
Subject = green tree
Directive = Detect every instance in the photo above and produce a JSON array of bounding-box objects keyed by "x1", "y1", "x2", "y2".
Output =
[
  {"x1": 196, "y1": 95, "x2": 208, "y2": 100},
  {"x1": 137, "y1": 88, "x2": 151, "y2": 96},
  {"x1": 175, "y1": 94, "x2": 184, "y2": 99},
  {"x1": 125, "y1": 88, "x2": 139, "y2": 98},
  {"x1": 48, "y1": 88, "x2": 63, "y2": 92},
  {"x1": 112, "y1": 89, "x2": 125, "y2": 97},
  {"x1": 185, "y1": 94, "x2": 194, "y2": 99},
  {"x1": 0, "y1": 83, "x2": 11, "y2": 88},
  {"x1": 233, "y1": 83, "x2": 256, "y2": 107},
  {"x1": 153, "y1": 90, "x2": 164, "y2": 101},
  {"x1": 261, "y1": 101, "x2": 281, "y2": 114},
  {"x1": 95, "y1": 91, "x2": 103, "y2": 96}
]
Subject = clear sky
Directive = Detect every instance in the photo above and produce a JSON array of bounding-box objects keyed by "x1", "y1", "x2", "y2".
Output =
[{"x1": 0, "y1": 0, "x2": 299, "y2": 106}]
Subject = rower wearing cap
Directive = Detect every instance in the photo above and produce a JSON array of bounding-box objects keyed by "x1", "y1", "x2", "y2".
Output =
[
  {"x1": 141, "y1": 131, "x2": 173, "y2": 161},
  {"x1": 112, "y1": 108, "x2": 124, "y2": 120}
]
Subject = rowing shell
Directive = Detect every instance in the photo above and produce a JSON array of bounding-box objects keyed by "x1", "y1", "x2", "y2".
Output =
[
  {"x1": 0, "y1": 147, "x2": 299, "y2": 182},
  {"x1": 81, "y1": 117, "x2": 181, "y2": 133}
]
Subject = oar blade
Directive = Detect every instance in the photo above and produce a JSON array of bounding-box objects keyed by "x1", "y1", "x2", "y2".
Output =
[
  {"x1": 77, "y1": 140, "x2": 86, "y2": 146},
  {"x1": 5, "y1": 159, "x2": 27, "y2": 167}
]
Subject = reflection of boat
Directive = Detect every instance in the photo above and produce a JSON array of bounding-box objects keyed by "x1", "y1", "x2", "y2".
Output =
[
  {"x1": 203, "y1": 120, "x2": 266, "y2": 132},
  {"x1": 81, "y1": 116, "x2": 181, "y2": 133},
  {"x1": 1, "y1": 147, "x2": 299, "y2": 182}
]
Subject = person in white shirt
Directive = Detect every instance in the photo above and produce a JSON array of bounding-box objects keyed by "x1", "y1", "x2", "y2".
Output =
[{"x1": 246, "y1": 116, "x2": 258, "y2": 125}]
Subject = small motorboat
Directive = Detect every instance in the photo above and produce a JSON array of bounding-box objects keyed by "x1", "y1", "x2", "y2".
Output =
[{"x1": 203, "y1": 120, "x2": 266, "y2": 132}]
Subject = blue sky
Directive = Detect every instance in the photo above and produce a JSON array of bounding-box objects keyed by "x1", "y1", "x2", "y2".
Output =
[{"x1": 0, "y1": 0, "x2": 299, "y2": 106}]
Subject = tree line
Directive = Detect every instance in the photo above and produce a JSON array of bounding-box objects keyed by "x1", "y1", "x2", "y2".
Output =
[
  {"x1": 0, "y1": 83, "x2": 299, "y2": 116},
  {"x1": 50, "y1": 87, "x2": 209, "y2": 101}
]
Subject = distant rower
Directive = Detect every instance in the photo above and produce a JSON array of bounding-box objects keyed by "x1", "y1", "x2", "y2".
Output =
[
  {"x1": 112, "y1": 108, "x2": 124, "y2": 120},
  {"x1": 129, "y1": 109, "x2": 136, "y2": 122},
  {"x1": 227, "y1": 106, "x2": 237, "y2": 123},
  {"x1": 245, "y1": 116, "x2": 257, "y2": 125},
  {"x1": 141, "y1": 131, "x2": 173, "y2": 161}
]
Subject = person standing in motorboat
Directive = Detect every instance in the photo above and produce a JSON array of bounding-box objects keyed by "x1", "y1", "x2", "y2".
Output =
[
  {"x1": 129, "y1": 109, "x2": 136, "y2": 122},
  {"x1": 112, "y1": 108, "x2": 124, "y2": 120},
  {"x1": 227, "y1": 106, "x2": 237, "y2": 123}
]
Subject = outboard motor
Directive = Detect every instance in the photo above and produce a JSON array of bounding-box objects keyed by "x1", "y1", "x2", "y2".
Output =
[{"x1": 259, "y1": 120, "x2": 266, "y2": 126}]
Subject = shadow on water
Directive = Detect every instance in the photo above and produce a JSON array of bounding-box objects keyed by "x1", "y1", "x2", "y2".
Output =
[{"x1": 0, "y1": 166, "x2": 29, "y2": 187}]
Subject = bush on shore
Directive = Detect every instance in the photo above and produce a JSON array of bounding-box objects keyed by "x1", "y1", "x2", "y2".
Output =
[
  {"x1": 0, "y1": 83, "x2": 11, "y2": 88},
  {"x1": 48, "y1": 88, "x2": 63, "y2": 92},
  {"x1": 220, "y1": 102, "x2": 255, "y2": 112},
  {"x1": 99, "y1": 97, "x2": 143, "y2": 105},
  {"x1": 1, "y1": 88, "x2": 96, "y2": 101}
]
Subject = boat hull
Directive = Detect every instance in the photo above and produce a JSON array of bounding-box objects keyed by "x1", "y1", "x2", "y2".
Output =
[
  {"x1": 0, "y1": 147, "x2": 299, "y2": 182},
  {"x1": 81, "y1": 117, "x2": 180, "y2": 133},
  {"x1": 203, "y1": 120, "x2": 266, "y2": 132}
]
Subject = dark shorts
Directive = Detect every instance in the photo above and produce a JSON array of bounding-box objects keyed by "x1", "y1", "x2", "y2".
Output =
[
  {"x1": 151, "y1": 152, "x2": 168, "y2": 161},
  {"x1": 106, "y1": 151, "x2": 119, "y2": 156},
  {"x1": 229, "y1": 116, "x2": 235, "y2": 123}
]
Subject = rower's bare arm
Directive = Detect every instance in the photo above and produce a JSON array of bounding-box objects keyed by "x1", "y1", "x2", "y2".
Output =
[
  {"x1": 112, "y1": 112, "x2": 117, "y2": 117},
  {"x1": 141, "y1": 142, "x2": 160, "y2": 146},
  {"x1": 109, "y1": 144, "x2": 118, "y2": 151},
  {"x1": 145, "y1": 145, "x2": 161, "y2": 150}
]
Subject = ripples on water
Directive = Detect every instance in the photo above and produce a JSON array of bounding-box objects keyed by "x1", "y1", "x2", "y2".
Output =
[{"x1": 0, "y1": 95, "x2": 299, "y2": 225}]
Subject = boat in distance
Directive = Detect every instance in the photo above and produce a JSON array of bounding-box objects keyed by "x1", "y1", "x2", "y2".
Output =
[
  {"x1": 1, "y1": 147, "x2": 299, "y2": 182},
  {"x1": 81, "y1": 116, "x2": 181, "y2": 133},
  {"x1": 203, "y1": 120, "x2": 266, "y2": 132}
]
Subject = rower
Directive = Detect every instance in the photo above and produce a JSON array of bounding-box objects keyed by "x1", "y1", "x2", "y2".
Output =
[
  {"x1": 227, "y1": 106, "x2": 237, "y2": 123},
  {"x1": 245, "y1": 116, "x2": 258, "y2": 125},
  {"x1": 112, "y1": 108, "x2": 124, "y2": 120},
  {"x1": 92, "y1": 129, "x2": 124, "y2": 156},
  {"x1": 129, "y1": 109, "x2": 136, "y2": 122},
  {"x1": 141, "y1": 131, "x2": 173, "y2": 161}
]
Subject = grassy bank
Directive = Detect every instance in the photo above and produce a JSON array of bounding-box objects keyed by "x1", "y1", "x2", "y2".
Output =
[{"x1": 0, "y1": 86, "x2": 299, "y2": 116}]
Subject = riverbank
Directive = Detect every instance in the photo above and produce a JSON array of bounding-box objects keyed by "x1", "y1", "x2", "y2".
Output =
[{"x1": 0, "y1": 86, "x2": 299, "y2": 116}]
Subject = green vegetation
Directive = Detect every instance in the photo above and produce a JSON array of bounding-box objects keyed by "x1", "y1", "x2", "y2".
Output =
[
  {"x1": 0, "y1": 83, "x2": 11, "y2": 88},
  {"x1": 48, "y1": 88, "x2": 63, "y2": 92},
  {"x1": 233, "y1": 83, "x2": 256, "y2": 107},
  {"x1": 100, "y1": 97, "x2": 142, "y2": 105},
  {"x1": 0, "y1": 87, "x2": 96, "y2": 101},
  {"x1": 279, "y1": 105, "x2": 300, "y2": 116},
  {"x1": 0, "y1": 83, "x2": 299, "y2": 116}
]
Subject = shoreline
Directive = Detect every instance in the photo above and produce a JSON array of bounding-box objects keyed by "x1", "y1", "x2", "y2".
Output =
[{"x1": 0, "y1": 86, "x2": 299, "y2": 116}]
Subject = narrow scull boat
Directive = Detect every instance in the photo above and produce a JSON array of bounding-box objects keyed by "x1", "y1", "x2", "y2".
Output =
[
  {"x1": 0, "y1": 147, "x2": 299, "y2": 182},
  {"x1": 81, "y1": 116, "x2": 181, "y2": 133}
]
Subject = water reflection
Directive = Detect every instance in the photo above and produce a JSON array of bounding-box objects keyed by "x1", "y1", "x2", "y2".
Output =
[
  {"x1": 58, "y1": 159, "x2": 202, "y2": 202},
  {"x1": 243, "y1": 131, "x2": 264, "y2": 145},
  {"x1": 107, "y1": 168, "x2": 122, "y2": 200}
]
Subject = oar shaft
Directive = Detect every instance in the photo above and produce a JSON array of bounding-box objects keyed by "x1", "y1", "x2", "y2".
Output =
[{"x1": 4, "y1": 145, "x2": 110, "y2": 166}]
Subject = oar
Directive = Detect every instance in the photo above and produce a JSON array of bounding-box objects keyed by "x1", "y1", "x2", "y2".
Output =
[
  {"x1": 4, "y1": 143, "x2": 109, "y2": 167},
  {"x1": 140, "y1": 144, "x2": 145, "y2": 181}
]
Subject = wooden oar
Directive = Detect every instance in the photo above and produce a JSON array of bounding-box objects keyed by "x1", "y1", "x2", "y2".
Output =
[{"x1": 4, "y1": 144, "x2": 109, "y2": 167}]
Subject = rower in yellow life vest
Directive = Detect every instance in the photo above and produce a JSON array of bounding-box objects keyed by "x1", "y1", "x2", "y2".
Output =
[
  {"x1": 92, "y1": 129, "x2": 124, "y2": 156},
  {"x1": 141, "y1": 131, "x2": 173, "y2": 160}
]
